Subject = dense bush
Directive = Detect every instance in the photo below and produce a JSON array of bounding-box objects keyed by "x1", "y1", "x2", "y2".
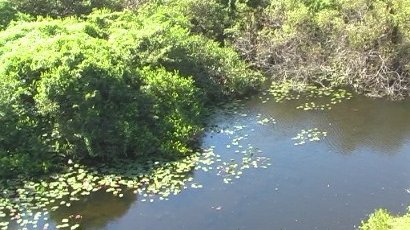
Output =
[
  {"x1": 92, "y1": 8, "x2": 263, "y2": 98},
  {"x1": 230, "y1": 0, "x2": 410, "y2": 99},
  {"x1": 0, "y1": 8, "x2": 263, "y2": 178},
  {"x1": 0, "y1": 30, "x2": 202, "y2": 176},
  {"x1": 177, "y1": 0, "x2": 231, "y2": 43}
]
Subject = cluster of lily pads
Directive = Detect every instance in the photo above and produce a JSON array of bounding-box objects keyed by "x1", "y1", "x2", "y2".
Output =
[
  {"x1": 268, "y1": 81, "x2": 302, "y2": 102},
  {"x1": 218, "y1": 100, "x2": 247, "y2": 116},
  {"x1": 267, "y1": 81, "x2": 353, "y2": 111},
  {"x1": 203, "y1": 103, "x2": 273, "y2": 184},
  {"x1": 216, "y1": 147, "x2": 271, "y2": 184},
  {"x1": 295, "y1": 88, "x2": 353, "y2": 111},
  {"x1": 0, "y1": 156, "x2": 199, "y2": 229},
  {"x1": 265, "y1": 81, "x2": 353, "y2": 146},
  {"x1": 292, "y1": 128, "x2": 328, "y2": 146},
  {"x1": 256, "y1": 114, "x2": 276, "y2": 126},
  {"x1": 194, "y1": 145, "x2": 271, "y2": 185}
]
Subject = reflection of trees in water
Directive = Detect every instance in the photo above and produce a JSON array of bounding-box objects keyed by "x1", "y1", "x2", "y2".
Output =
[
  {"x1": 50, "y1": 190, "x2": 137, "y2": 229},
  {"x1": 324, "y1": 97, "x2": 410, "y2": 154},
  {"x1": 252, "y1": 95, "x2": 410, "y2": 155}
]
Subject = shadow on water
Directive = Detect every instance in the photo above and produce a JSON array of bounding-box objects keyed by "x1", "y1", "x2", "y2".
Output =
[
  {"x1": 0, "y1": 154, "x2": 199, "y2": 230},
  {"x1": 325, "y1": 97, "x2": 410, "y2": 154},
  {"x1": 49, "y1": 190, "x2": 137, "y2": 230}
]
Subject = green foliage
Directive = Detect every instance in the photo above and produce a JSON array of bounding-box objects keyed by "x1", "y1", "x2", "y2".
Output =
[
  {"x1": 0, "y1": 24, "x2": 202, "y2": 174},
  {"x1": 217, "y1": 0, "x2": 269, "y2": 10},
  {"x1": 139, "y1": 67, "x2": 203, "y2": 155},
  {"x1": 8, "y1": 0, "x2": 124, "y2": 17},
  {"x1": 360, "y1": 208, "x2": 410, "y2": 230},
  {"x1": 0, "y1": 6, "x2": 263, "y2": 178},
  {"x1": 98, "y1": 7, "x2": 263, "y2": 99},
  {"x1": 180, "y1": 0, "x2": 231, "y2": 42},
  {"x1": 0, "y1": 0, "x2": 17, "y2": 29}
]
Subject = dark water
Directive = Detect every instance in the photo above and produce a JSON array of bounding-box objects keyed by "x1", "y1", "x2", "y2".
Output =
[{"x1": 52, "y1": 95, "x2": 410, "y2": 229}]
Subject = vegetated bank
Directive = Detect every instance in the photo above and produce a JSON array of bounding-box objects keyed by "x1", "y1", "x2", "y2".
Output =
[{"x1": 229, "y1": 0, "x2": 410, "y2": 99}]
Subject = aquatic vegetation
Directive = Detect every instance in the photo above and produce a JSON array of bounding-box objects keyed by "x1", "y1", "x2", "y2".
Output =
[
  {"x1": 267, "y1": 81, "x2": 353, "y2": 110},
  {"x1": 292, "y1": 128, "x2": 327, "y2": 146},
  {"x1": 2, "y1": 0, "x2": 407, "y2": 229},
  {"x1": 217, "y1": 147, "x2": 271, "y2": 184},
  {"x1": 0, "y1": 93, "x2": 275, "y2": 229},
  {"x1": 201, "y1": 108, "x2": 273, "y2": 184},
  {"x1": 268, "y1": 81, "x2": 303, "y2": 103},
  {"x1": 295, "y1": 88, "x2": 353, "y2": 111},
  {"x1": 196, "y1": 146, "x2": 271, "y2": 185},
  {"x1": 256, "y1": 114, "x2": 276, "y2": 125},
  {"x1": 0, "y1": 156, "x2": 199, "y2": 229}
]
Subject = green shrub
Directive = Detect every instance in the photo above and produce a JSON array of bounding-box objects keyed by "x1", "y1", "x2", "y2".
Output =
[
  {"x1": 0, "y1": 23, "x2": 203, "y2": 159},
  {"x1": 179, "y1": 0, "x2": 231, "y2": 42},
  {"x1": 0, "y1": 96, "x2": 56, "y2": 178},
  {"x1": 93, "y1": 8, "x2": 264, "y2": 99},
  {"x1": 0, "y1": 0, "x2": 18, "y2": 29},
  {"x1": 139, "y1": 67, "x2": 203, "y2": 155},
  {"x1": 0, "y1": 8, "x2": 263, "y2": 178}
]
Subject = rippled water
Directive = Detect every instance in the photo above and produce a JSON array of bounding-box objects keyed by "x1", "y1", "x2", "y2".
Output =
[{"x1": 34, "y1": 95, "x2": 410, "y2": 229}]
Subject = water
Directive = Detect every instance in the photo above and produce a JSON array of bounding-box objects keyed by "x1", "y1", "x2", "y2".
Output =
[{"x1": 38, "y1": 95, "x2": 410, "y2": 229}]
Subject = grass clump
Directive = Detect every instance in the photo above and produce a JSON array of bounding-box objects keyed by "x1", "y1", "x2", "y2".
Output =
[{"x1": 360, "y1": 208, "x2": 410, "y2": 230}]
